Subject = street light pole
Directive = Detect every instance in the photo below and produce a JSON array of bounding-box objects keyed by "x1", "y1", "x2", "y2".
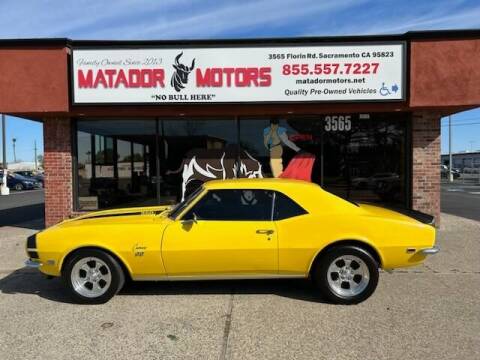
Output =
[
  {"x1": 449, "y1": 115, "x2": 453, "y2": 182},
  {"x1": 1, "y1": 114, "x2": 9, "y2": 195},
  {"x1": 34, "y1": 140, "x2": 38, "y2": 171},
  {"x1": 12, "y1": 138, "x2": 17, "y2": 163},
  {"x1": 1, "y1": 114, "x2": 5, "y2": 170}
]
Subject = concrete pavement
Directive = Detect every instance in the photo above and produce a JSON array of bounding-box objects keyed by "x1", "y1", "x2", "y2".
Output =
[{"x1": 0, "y1": 213, "x2": 479, "y2": 360}]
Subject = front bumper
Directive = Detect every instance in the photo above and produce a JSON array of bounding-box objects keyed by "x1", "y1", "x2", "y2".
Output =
[{"x1": 419, "y1": 246, "x2": 440, "y2": 256}]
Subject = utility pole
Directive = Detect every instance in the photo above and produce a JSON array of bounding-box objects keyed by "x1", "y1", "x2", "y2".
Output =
[
  {"x1": 469, "y1": 140, "x2": 476, "y2": 152},
  {"x1": 1, "y1": 114, "x2": 9, "y2": 195},
  {"x1": 34, "y1": 140, "x2": 38, "y2": 171},
  {"x1": 1, "y1": 114, "x2": 5, "y2": 170},
  {"x1": 12, "y1": 138, "x2": 17, "y2": 163},
  {"x1": 449, "y1": 115, "x2": 453, "y2": 182}
]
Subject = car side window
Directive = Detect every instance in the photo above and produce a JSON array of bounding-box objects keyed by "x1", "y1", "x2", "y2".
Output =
[
  {"x1": 273, "y1": 192, "x2": 308, "y2": 220},
  {"x1": 183, "y1": 189, "x2": 273, "y2": 221}
]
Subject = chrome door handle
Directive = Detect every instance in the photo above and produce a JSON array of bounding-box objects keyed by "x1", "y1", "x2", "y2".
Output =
[{"x1": 256, "y1": 229, "x2": 274, "y2": 235}]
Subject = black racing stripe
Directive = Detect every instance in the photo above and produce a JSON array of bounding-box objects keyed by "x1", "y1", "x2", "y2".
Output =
[
  {"x1": 27, "y1": 234, "x2": 37, "y2": 249},
  {"x1": 80, "y1": 212, "x2": 143, "y2": 220}
]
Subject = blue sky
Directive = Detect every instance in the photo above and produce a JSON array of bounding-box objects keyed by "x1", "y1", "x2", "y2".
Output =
[{"x1": 1, "y1": 0, "x2": 480, "y2": 162}]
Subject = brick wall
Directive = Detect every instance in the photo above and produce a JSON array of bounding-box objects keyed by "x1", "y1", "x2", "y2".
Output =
[
  {"x1": 411, "y1": 112, "x2": 441, "y2": 224},
  {"x1": 43, "y1": 117, "x2": 73, "y2": 227}
]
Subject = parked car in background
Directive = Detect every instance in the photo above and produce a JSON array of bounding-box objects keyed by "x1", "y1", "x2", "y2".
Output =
[
  {"x1": 0, "y1": 171, "x2": 42, "y2": 191},
  {"x1": 440, "y1": 165, "x2": 460, "y2": 179},
  {"x1": 351, "y1": 172, "x2": 400, "y2": 189},
  {"x1": 14, "y1": 171, "x2": 44, "y2": 187}
]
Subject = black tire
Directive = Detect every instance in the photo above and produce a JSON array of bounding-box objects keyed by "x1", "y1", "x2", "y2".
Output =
[
  {"x1": 62, "y1": 249, "x2": 125, "y2": 304},
  {"x1": 15, "y1": 183, "x2": 23, "y2": 191},
  {"x1": 312, "y1": 245, "x2": 379, "y2": 305}
]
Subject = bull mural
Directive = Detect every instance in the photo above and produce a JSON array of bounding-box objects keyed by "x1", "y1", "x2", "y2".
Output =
[
  {"x1": 171, "y1": 52, "x2": 195, "y2": 92},
  {"x1": 166, "y1": 145, "x2": 263, "y2": 201}
]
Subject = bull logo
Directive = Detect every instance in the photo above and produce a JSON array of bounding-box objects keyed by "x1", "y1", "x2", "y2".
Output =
[
  {"x1": 165, "y1": 145, "x2": 263, "y2": 201},
  {"x1": 171, "y1": 52, "x2": 195, "y2": 92}
]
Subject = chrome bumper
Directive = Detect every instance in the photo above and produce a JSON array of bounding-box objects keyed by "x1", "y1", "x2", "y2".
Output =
[
  {"x1": 420, "y1": 246, "x2": 440, "y2": 256},
  {"x1": 25, "y1": 259, "x2": 42, "y2": 268}
]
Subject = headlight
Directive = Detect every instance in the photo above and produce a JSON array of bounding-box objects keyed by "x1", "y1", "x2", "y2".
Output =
[{"x1": 24, "y1": 181, "x2": 33, "y2": 185}]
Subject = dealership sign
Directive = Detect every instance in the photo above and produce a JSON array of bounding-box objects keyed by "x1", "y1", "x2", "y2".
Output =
[{"x1": 71, "y1": 43, "x2": 405, "y2": 104}]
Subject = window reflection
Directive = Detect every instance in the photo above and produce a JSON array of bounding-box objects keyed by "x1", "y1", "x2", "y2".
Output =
[
  {"x1": 76, "y1": 114, "x2": 408, "y2": 211},
  {"x1": 160, "y1": 119, "x2": 237, "y2": 203},
  {"x1": 76, "y1": 119, "x2": 156, "y2": 210},
  {"x1": 239, "y1": 114, "x2": 406, "y2": 206},
  {"x1": 322, "y1": 114, "x2": 406, "y2": 205}
]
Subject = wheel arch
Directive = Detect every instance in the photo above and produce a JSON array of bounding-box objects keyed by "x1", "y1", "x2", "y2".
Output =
[
  {"x1": 60, "y1": 246, "x2": 132, "y2": 280},
  {"x1": 309, "y1": 239, "x2": 383, "y2": 275}
]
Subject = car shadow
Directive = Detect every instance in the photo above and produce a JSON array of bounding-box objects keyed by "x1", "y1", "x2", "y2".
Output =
[{"x1": 0, "y1": 267, "x2": 331, "y2": 305}]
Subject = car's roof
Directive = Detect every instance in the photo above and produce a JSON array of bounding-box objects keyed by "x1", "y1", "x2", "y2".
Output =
[
  {"x1": 203, "y1": 178, "x2": 357, "y2": 215},
  {"x1": 203, "y1": 178, "x2": 321, "y2": 190}
]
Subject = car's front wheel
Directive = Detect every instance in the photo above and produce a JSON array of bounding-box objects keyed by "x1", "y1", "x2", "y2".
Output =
[
  {"x1": 62, "y1": 249, "x2": 125, "y2": 304},
  {"x1": 312, "y1": 245, "x2": 379, "y2": 305}
]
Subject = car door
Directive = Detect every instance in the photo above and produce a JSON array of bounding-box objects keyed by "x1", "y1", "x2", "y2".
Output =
[
  {"x1": 272, "y1": 191, "x2": 314, "y2": 276},
  {"x1": 162, "y1": 189, "x2": 278, "y2": 277}
]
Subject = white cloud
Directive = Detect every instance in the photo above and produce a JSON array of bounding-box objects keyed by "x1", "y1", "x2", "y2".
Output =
[
  {"x1": 0, "y1": 0, "x2": 367, "y2": 39},
  {"x1": 117, "y1": 0, "x2": 368, "y2": 39},
  {"x1": 0, "y1": 0, "x2": 478, "y2": 40},
  {"x1": 304, "y1": 1, "x2": 480, "y2": 36}
]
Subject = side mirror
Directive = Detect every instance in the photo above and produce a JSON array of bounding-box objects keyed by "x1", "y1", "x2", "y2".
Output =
[{"x1": 181, "y1": 212, "x2": 198, "y2": 225}]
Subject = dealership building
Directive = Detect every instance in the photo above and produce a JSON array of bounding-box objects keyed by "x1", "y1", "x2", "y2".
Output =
[{"x1": 0, "y1": 30, "x2": 479, "y2": 227}]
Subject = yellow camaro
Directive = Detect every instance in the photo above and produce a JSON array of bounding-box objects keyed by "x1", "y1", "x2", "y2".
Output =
[{"x1": 25, "y1": 178, "x2": 438, "y2": 304}]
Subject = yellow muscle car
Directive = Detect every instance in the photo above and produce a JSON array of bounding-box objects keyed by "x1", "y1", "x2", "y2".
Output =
[{"x1": 25, "y1": 178, "x2": 438, "y2": 304}]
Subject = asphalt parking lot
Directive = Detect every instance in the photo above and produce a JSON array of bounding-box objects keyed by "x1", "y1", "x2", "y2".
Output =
[
  {"x1": 0, "y1": 189, "x2": 44, "y2": 229},
  {"x1": 0, "y1": 213, "x2": 479, "y2": 360},
  {"x1": 441, "y1": 181, "x2": 480, "y2": 221}
]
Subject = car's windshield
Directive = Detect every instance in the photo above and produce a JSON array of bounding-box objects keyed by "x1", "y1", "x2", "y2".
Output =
[{"x1": 168, "y1": 186, "x2": 204, "y2": 219}]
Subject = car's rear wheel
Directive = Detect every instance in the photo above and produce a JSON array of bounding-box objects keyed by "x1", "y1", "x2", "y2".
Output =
[
  {"x1": 312, "y1": 245, "x2": 379, "y2": 305},
  {"x1": 14, "y1": 183, "x2": 23, "y2": 191},
  {"x1": 62, "y1": 249, "x2": 125, "y2": 304}
]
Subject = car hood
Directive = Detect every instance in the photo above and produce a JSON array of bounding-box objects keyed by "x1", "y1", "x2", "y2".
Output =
[{"x1": 54, "y1": 205, "x2": 173, "y2": 228}]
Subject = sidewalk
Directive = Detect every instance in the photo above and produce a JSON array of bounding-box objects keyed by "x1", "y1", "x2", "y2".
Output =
[{"x1": 0, "y1": 213, "x2": 479, "y2": 360}]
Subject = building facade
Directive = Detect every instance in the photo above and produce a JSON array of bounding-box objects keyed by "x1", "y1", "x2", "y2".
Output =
[
  {"x1": 1, "y1": 30, "x2": 479, "y2": 227},
  {"x1": 441, "y1": 151, "x2": 480, "y2": 171}
]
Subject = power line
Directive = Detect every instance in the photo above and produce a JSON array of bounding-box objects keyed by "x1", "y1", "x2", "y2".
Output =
[
  {"x1": 441, "y1": 113, "x2": 480, "y2": 122},
  {"x1": 441, "y1": 121, "x2": 480, "y2": 127}
]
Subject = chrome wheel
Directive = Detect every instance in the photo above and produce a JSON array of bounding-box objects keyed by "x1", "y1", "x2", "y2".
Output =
[
  {"x1": 327, "y1": 255, "x2": 370, "y2": 298},
  {"x1": 70, "y1": 257, "x2": 112, "y2": 298}
]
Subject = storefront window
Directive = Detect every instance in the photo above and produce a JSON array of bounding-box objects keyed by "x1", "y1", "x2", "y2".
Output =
[
  {"x1": 76, "y1": 119, "x2": 156, "y2": 210},
  {"x1": 77, "y1": 131, "x2": 92, "y2": 198},
  {"x1": 160, "y1": 118, "x2": 237, "y2": 203},
  {"x1": 239, "y1": 114, "x2": 407, "y2": 206},
  {"x1": 75, "y1": 114, "x2": 408, "y2": 211},
  {"x1": 239, "y1": 118, "x2": 307, "y2": 179},
  {"x1": 322, "y1": 114, "x2": 406, "y2": 205}
]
